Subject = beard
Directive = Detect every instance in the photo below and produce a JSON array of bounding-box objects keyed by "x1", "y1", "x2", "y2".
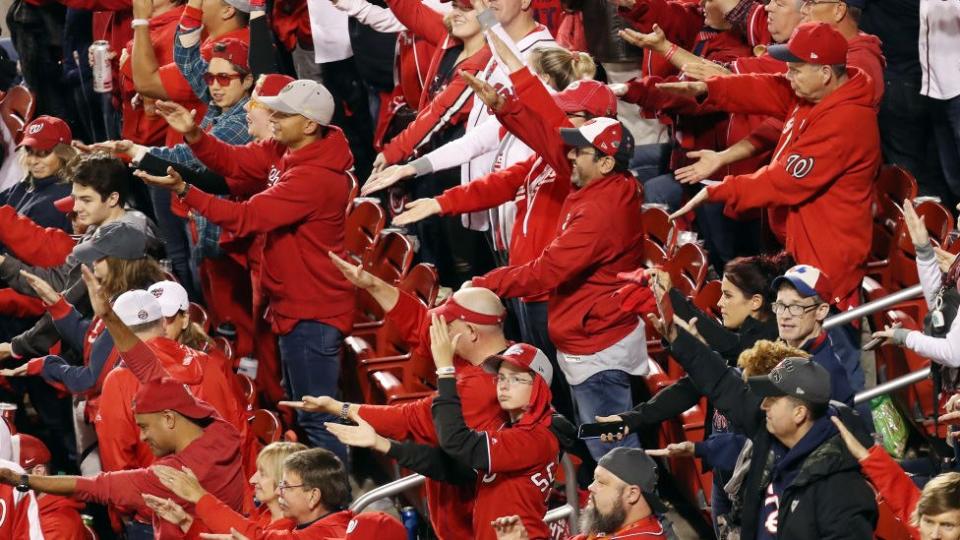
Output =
[
  {"x1": 570, "y1": 163, "x2": 586, "y2": 188},
  {"x1": 579, "y1": 495, "x2": 628, "y2": 536}
]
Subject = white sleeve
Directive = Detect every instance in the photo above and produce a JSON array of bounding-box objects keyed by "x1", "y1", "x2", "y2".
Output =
[
  {"x1": 904, "y1": 316, "x2": 960, "y2": 368},
  {"x1": 333, "y1": 0, "x2": 408, "y2": 33},
  {"x1": 917, "y1": 250, "x2": 943, "y2": 310},
  {"x1": 422, "y1": 115, "x2": 503, "y2": 173}
]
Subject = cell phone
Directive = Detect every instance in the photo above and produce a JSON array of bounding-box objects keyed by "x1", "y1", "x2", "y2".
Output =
[
  {"x1": 578, "y1": 421, "x2": 627, "y2": 440},
  {"x1": 862, "y1": 336, "x2": 885, "y2": 351}
]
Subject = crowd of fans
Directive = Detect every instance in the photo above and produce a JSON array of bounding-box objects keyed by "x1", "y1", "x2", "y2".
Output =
[{"x1": 0, "y1": 0, "x2": 957, "y2": 537}]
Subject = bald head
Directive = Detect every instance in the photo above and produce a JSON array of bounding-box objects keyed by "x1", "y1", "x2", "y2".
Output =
[{"x1": 453, "y1": 287, "x2": 507, "y2": 319}]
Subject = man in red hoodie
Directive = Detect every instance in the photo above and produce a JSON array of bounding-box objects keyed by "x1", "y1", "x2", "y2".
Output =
[
  {"x1": 0, "y1": 266, "x2": 246, "y2": 539},
  {"x1": 666, "y1": 22, "x2": 880, "y2": 309},
  {"x1": 465, "y1": 103, "x2": 647, "y2": 460},
  {"x1": 141, "y1": 79, "x2": 354, "y2": 462},
  {"x1": 11, "y1": 434, "x2": 87, "y2": 540}
]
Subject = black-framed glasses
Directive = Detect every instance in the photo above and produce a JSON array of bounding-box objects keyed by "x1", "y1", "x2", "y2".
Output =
[
  {"x1": 800, "y1": 0, "x2": 841, "y2": 8},
  {"x1": 771, "y1": 301, "x2": 820, "y2": 316},
  {"x1": 278, "y1": 481, "x2": 307, "y2": 494},
  {"x1": 203, "y1": 72, "x2": 243, "y2": 87}
]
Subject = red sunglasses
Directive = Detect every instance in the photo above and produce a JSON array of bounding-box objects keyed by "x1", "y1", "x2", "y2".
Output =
[{"x1": 203, "y1": 72, "x2": 243, "y2": 86}]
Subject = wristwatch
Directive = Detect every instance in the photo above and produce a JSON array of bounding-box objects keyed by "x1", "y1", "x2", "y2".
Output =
[
  {"x1": 15, "y1": 473, "x2": 29, "y2": 493},
  {"x1": 340, "y1": 402, "x2": 351, "y2": 422}
]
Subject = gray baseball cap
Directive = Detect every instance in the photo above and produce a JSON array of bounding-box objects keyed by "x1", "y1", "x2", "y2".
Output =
[
  {"x1": 748, "y1": 357, "x2": 832, "y2": 405},
  {"x1": 258, "y1": 80, "x2": 335, "y2": 126},
  {"x1": 223, "y1": 0, "x2": 252, "y2": 13},
  {"x1": 73, "y1": 221, "x2": 147, "y2": 265},
  {"x1": 597, "y1": 447, "x2": 668, "y2": 514}
]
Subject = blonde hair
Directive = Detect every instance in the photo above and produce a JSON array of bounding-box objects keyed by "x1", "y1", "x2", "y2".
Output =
[
  {"x1": 737, "y1": 340, "x2": 810, "y2": 378},
  {"x1": 18, "y1": 142, "x2": 79, "y2": 181},
  {"x1": 913, "y1": 472, "x2": 960, "y2": 525},
  {"x1": 530, "y1": 47, "x2": 597, "y2": 91},
  {"x1": 257, "y1": 442, "x2": 308, "y2": 486}
]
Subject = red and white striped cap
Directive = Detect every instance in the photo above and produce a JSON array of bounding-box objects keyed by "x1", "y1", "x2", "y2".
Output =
[{"x1": 484, "y1": 343, "x2": 553, "y2": 385}]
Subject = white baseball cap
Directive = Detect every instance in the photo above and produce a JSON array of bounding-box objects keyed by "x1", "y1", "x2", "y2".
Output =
[
  {"x1": 258, "y1": 80, "x2": 335, "y2": 126},
  {"x1": 148, "y1": 280, "x2": 189, "y2": 317},
  {"x1": 113, "y1": 290, "x2": 163, "y2": 326}
]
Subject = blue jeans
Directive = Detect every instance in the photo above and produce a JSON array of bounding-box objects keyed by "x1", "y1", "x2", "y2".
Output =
[
  {"x1": 123, "y1": 520, "x2": 154, "y2": 540},
  {"x1": 630, "y1": 143, "x2": 671, "y2": 183},
  {"x1": 148, "y1": 185, "x2": 200, "y2": 301},
  {"x1": 514, "y1": 300, "x2": 574, "y2": 421},
  {"x1": 641, "y1": 173, "x2": 684, "y2": 211},
  {"x1": 571, "y1": 370, "x2": 640, "y2": 460},
  {"x1": 279, "y1": 320, "x2": 347, "y2": 463}
]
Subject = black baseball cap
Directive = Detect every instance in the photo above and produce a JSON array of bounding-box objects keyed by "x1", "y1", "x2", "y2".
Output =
[
  {"x1": 747, "y1": 357, "x2": 832, "y2": 405},
  {"x1": 73, "y1": 221, "x2": 148, "y2": 265},
  {"x1": 597, "y1": 447, "x2": 669, "y2": 514}
]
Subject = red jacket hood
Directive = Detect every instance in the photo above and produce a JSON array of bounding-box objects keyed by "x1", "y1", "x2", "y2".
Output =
[
  {"x1": 146, "y1": 337, "x2": 204, "y2": 386},
  {"x1": 281, "y1": 127, "x2": 354, "y2": 176},
  {"x1": 848, "y1": 32, "x2": 885, "y2": 68},
  {"x1": 811, "y1": 67, "x2": 878, "y2": 119}
]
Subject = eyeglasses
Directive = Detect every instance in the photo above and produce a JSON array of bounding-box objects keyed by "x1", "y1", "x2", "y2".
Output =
[
  {"x1": 203, "y1": 72, "x2": 243, "y2": 87},
  {"x1": 496, "y1": 374, "x2": 535, "y2": 386},
  {"x1": 277, "y1": 481, "x2": 307, "y2": 494},
  {"x1": 573, "y1": 147, "x2": 598, "y2": 157},
  {"x1": 771, "y1": 301, "x2": 820, "y2": 316}
]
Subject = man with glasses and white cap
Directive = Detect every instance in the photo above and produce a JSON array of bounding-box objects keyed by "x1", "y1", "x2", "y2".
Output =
[{"x1": 140, "y1": 79, "x2": 354, "y2": 462}]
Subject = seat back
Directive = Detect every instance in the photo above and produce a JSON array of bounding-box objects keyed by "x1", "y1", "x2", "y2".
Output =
[
  {"x1": 398, "y1": 263, "x2": 440, "y2": 308},
  {"x1": 0, "y1": 85, "x2": 36, "y2": 144},
  {"x1": 236, "y1": 373, "x2": 257, "y2": 408},
  {"x1": 874, "y1": 165, "x2": 917, "y2": 224},
  {"x1": 693, "y1": 279, "x2": 722, "y2": 319},
  {"x1": 643, "y1": 238, "x2": 667, "y2": 269},
  {"x1": 213, "y1": 336, "x2": 234, "y2": 360},
  {"x1": 344, "y1": 199, "x2": 386, "y2": 262},
  {"x1": 641, "y1": 206, "x2": 673, "y2": 248},
  {"x1": 667, "y1": 242, "x2": 708, "y2": 291},
  {"x1": 188, "y1": 302, "x2": 210, "y2": 333},
  {"x1": 355, "y1": 231, "x2": 414, "y2": 325},
  {"x1": 249, "y1": 409, "x2": 282, "y2": 445}
]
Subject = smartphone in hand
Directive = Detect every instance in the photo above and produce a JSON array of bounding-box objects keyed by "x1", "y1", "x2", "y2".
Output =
[{"x1": 578, "y1": 421, "x2": 627, "y2": 440}]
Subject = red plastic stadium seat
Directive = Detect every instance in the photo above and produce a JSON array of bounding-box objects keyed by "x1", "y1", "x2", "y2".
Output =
[
  {"x1": 344, "y1": 199, "x2": 386, "y2": 263},
  {"x1": 249, "y1": 409, "x2": 282, "y2": 445},
  {"x1": 0, "y1": 85, "x2": 36, "y2": 144}
]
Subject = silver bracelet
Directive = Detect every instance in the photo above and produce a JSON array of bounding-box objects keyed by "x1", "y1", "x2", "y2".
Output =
[{"x1": 436, "y1": 366, "x2": 456, "y2": 376}]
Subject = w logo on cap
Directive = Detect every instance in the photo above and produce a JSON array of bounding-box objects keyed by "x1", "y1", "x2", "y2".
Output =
[{"x1": 27, "y1": 124, "x2": 43, "y2": 135}]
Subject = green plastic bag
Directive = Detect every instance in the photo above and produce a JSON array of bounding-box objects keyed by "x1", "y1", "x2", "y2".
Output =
[{"x1": 870, "y1": 395, "x2": 908, "y2": 459}]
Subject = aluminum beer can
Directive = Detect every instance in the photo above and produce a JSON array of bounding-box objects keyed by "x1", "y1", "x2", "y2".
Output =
[
  {"x1": 401, "y1": 506, "x2": 418, "y2": 540},
  {"x1": 91, "y1": 40, "x2": 113, "y2": 93}
]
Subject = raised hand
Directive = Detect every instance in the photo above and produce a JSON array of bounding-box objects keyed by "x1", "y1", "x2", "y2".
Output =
[
  {"x1": 278, "y1": 395, "x2": 343, "y2": 416},
  {"x1": 645, "y1": 441, "x2": 695, "y2": 458},
  {"x1": 142, "y1": 494, "x2": 193, "y2": 533},
  {"x1": 595, "y1": 414, "x2": 631, "y2": 443},
  {"x1": 675, "y1": 149, "x2": 724, "y2": 184},
  {"x1": 361, "y1": 164, "x2": 416, "y2": 196},
  {"x1": 608, "y1": 83, "x2": 628, "y2": 97},
  {"x1": 80, "y1": 265, "x2": 112, "y2": 318},
  {"x1": 20, "y1": 270, "x2": 61, "y2": 306},
  {"x1": 155, "y1": 101, "x2": 199, "y2": 137},
  {"x1": 72, "y1": 139, "x2": 136, "y2": 156},
  {"x1": 371, "y1": 153, "x2": 388, "y2": 174},
  {"x1": 460, "y1": 71, "x2": 505, "y2": 112},
  {"x1": 151, "y1": 465, "x2": 207, "y2": 504},
  {"x1": 830, "y1": 416, "x2": 869, "y2": 460},
  {"x1": 328, "y1": 251, "x2": 376, "y2": 289},
  {"x1": 682, "y1": 61, "x2": 731, "y2": 81},
  {"x1": 934, "y1": 247, "x2": 958, "y2": 273},
  {"x1": 646, "y1": 312, "x2": 678, "y2": 342},
  {"x1": 133, "y1": 166, "x2": 187, "y2": 194},
  {"x1": 870, "y1": 322, "x2": 903, "y2": 347},
  {"x1": 0, "y1": 364, "x2": 29, "y2": 378},
  {"x1": 491, "y1": 515, "x2": 530, "y2": 540},
  {"x1": 902, "y1": 199, "x2": 930, "y2": 247},
  {"x1": 485, "y1": 29, "x2": 523, "y2": 73},
  {"x1": 429, "y1": 314, "x2": 460, "y2": 369},
  {"x1": 0, "y1": 343, "x2": 10, "y2": 361},
  {"x1": 323, "y1": 418, "x2": 381, "y2": 449},
  {"x1": 393, "y1": 198, "x2": 442, "y2": 226},
  {"x1": 656, "y1": 81, "x2": 709, "y2": 99},
  {"x1": 619, "y1": 25, "x2": 668, "y2": 53}
]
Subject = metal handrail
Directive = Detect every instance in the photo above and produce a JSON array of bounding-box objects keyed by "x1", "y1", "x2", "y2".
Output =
[
  {"x1": 855, "y1": 367, "x2": 931, "y2": 405},
  {"x1": 823, "y1": 284, "x2": 923, "y2": 330},
  {"x1": 350, "y1": 454, "x2": 582, "y2": 533},
  {"x1": 350, "y1": 474, "x2": 425, "y2": 513}
]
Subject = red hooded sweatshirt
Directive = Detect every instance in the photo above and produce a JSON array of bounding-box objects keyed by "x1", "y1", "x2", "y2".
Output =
[
  {"x1": 471, "y1": 101, "x2": 645, "y2": 355},
  {"x1": 37, "y1": 495, "x2": 87, "y2": 540},
  {"x1": 194, "y1": 495, "x2": 352, "y2": 539},
  {"x1": 73, "y1": 341, "x2": 246, "y2": 539},
  {"x1": 357, "y1": 291, "x2": 503, "y2": 540},
  {"x1": 704, "y1": 68, "x2": 880, "y2": 305},
  {"x1": 184, "y1": 128, "x2": 355, "y2": 335},
  {"x1": 435, "y1": 68, "x2": 573, "y2": 302}
]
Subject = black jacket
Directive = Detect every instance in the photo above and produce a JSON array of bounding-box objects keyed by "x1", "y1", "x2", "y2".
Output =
[{"x1": 668, "y1": 329, "x2": 877, "y2": 540}]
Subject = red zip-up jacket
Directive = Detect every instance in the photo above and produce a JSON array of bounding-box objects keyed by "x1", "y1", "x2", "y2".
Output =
[
  {"x1": 380, "y1": 0, "x2": 492, "y2": 164},
  {"x1": 73, "y1": 340, "x2": 246, "y2": 539},
  {"x1": 704, "y1": 69, "x2": 879, "y2": 305},
  {"x1": 435, "y1": 68, "x2": 572, "y2": 302},
  {"x1": 357, "y1": 291, "x2": 502, "y2": 540},
  {"x1": 37, "y1": 495, "x2": 86, "y2": 540},
  {"x1": 859, "y1": 445, "x2": 920, "y2": 539},
  {"x1": 184, "y1": 128, "x2": 355, "y2": 335},
  {"x1": 195, "y1": 495, "x2": 352, "y2": 539}
]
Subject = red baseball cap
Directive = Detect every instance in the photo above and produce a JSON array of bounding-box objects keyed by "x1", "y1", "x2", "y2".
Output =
[
  {"x1": 560, "y1": 116, "x2": 635, "y2": 165},
  {"x1": 54, "y1": 195, "x2": 74, "y2": 214},
  {"x1": 19, "y1": 116, "x2": 72, "y2": 152},
  {"x1": 768, "y1": 22, "x2": 848, "y2": 65},
  {"x1": 483, "y1": 343, "x2": 554, "y2": 385},
  {"x1": 211, "y1": 38, "x2": 250, "y2": 73},
  {"x1": 553, "y1": 80, "x2": 618, "y2": 118},
  {"x1": 132, "y1": 377, "x2": 216, "y2": 420},
  {"x1": 441, "y1": 0, "x2": 472, "y2": 8},
  {"x1": 258, "y1": 74, "x2": 296, "y2": 98},
  {"x1": 12, "y1": 434, "x2": 51, "y2": 469}
]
